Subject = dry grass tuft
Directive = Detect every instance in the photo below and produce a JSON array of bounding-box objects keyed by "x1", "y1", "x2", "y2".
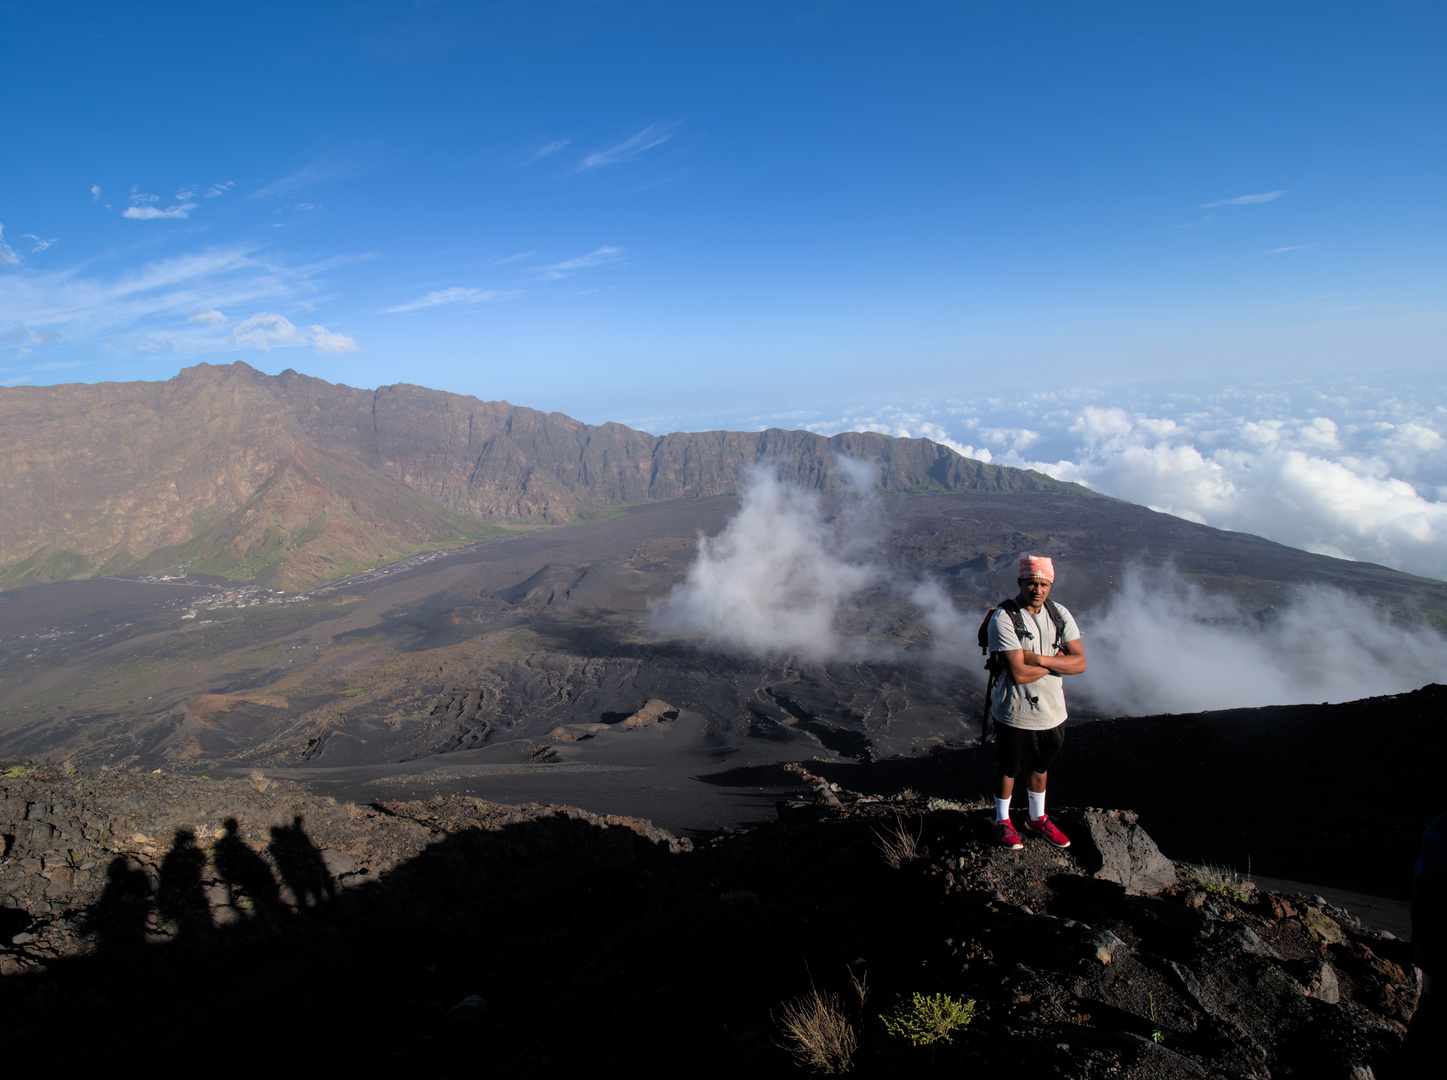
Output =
[
  {"x1": 1200, "y1": 863, "x2": 1254, "y2": 902},
  {"x1": 777, "y1": 988, "x2": 858, "y2": 1073},
  {"x1": 874, "y1": 815, "x2": 923, "y2": 869}
]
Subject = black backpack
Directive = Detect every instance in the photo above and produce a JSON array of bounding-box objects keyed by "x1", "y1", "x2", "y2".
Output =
[{"x1": 975, "y1": 597, "x2": 1067, "y2": 745}]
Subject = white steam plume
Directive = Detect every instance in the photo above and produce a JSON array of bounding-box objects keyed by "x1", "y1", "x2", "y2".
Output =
[
  {"x1": 653, "y1": 470, "x2": 1447, "y2": 716},
  {"x1": 650, "y1": 461, "x2": 896, "y2": 661},
  {"x1": 1072, "y1": 567, "x2": 1447, "y2": 716}
]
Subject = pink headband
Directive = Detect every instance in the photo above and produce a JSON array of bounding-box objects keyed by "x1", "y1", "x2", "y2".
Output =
[{"x1": 1018, "y1": 556, "x2": 1055, "y2": 582}]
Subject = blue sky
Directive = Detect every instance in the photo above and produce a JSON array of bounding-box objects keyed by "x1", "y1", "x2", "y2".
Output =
[{"x1": 2, "y1": 1, "x2": 1444, "y2": 576}]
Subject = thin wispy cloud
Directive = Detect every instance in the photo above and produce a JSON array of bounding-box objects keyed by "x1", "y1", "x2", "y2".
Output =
[
  {"x1": 4, "y1": 324, "x2": 57, "y2": 348},
  {"x1": 1267, "y1": 243, "x2": 1320, "y2": 254},
  {"x1": 89, "y1": 185, "x2": 102, "y2": 203},
  {"x1": 252, "y1": 158, "x2": 360, "y2": 199},
  {"x1": 1201, "y1": 190, "x2": 1285, "y2": 208},
  {"x1": 539, "y1": 245, "x2": 623, "y2": 280},
  {"x1": 0, "y1": 225, "x2": 19, "y2": 269},
  {"x1": 0, "y1": 243, "x2": 361, "y2": 357},
  {"x1": 516, "y1": 139, "x2": 571, "y2": 168},
  {"x1": 205, "y1": 181, "x2": 235, "y2": 198},
  {"x1": 20, "y1": 235, "x2": 58, "y2": 253},
  {"x1": 579, "y1": 122, "x2": 680, "y2": 170},
  {"x1": 384, "y1": 286, "x2": 522, "y2": 313}
]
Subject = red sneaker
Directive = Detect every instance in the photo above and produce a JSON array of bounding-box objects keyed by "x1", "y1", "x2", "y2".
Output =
[
  {"x1": 995, "y1": 819, "x2": 1024, "y2": 850},
  {"x1": 1024, "y1": 815, "x2": 1071, "y2": 848}
]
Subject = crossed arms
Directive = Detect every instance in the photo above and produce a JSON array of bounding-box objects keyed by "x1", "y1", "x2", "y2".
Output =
[{"x1": 1004, "y1": 638, "x2": 1087, "y2": 685}]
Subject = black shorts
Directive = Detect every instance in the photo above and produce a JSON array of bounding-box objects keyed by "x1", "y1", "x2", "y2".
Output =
[{"x1": 995, "y1": 722, "x2": 1065, "y2": 778}]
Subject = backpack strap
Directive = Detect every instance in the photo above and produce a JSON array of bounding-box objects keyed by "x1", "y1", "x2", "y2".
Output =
[
  {"x1": 1042, "y1": 598, "x2": 1068, "y2": 652},
  {"x1": 1000, "y1": 598, "x2": 1031, "y2": 645}
]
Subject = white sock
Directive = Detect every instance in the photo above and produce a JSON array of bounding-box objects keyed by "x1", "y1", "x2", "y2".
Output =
[
  {"x1": 1028, "y1": 789, "x2": 1046, "y2": 821},
  {"x1": 995, "y1": 796, "x2": 1011, "y2": 822}
]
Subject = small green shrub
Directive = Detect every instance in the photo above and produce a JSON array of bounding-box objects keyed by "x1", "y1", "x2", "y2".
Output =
[
  {"x1": 880, "y1": 992, "x2": 975, "y2": 1046},
  {"x1": 2, "y1": 764, "x2": 30, "y2": 778}
]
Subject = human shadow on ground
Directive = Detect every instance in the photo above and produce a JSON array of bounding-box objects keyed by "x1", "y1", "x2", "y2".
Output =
[{"x1": 2, "y1": 806, "x2": 696, "y2": 1073}]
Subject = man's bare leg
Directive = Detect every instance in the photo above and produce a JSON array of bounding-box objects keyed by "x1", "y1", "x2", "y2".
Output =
[{"x1": 995, "y1": 770, "x2": 1047, "y2": 800}]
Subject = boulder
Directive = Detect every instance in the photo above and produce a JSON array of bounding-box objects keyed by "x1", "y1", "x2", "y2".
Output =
[
  {"x1": 1289, "y1": 958, "x2": 1341, "y2": 1003},
  {"x1": 1302, "y1": 905, "x2": 1346, "y2": 946},
  {"x1": 1079, "y1": 809, "x2": 1177, "y2": 896}
]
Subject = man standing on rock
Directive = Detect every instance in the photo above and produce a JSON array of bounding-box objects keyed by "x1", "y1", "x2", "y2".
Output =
[{"x1": 987, "y1": 555, "x2": 1086, "y2": 850}]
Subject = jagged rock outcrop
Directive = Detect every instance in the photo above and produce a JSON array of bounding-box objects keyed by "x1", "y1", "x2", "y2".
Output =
[{"x1": 0, "y1": 362, "x2": 1082, "y2": 589}]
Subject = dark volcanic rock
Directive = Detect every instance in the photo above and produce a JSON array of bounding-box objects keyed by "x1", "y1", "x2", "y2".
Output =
[
  {"x1": 0, "y1": 762, "x2": 1419, "y2": 1076},
  {"x1": 1079, "y1": 808, "x2": 1178, "y2": 896}
]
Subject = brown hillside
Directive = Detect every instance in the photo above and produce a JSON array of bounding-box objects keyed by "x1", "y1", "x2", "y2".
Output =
[{"x1": 0, "y1": 362, "x2": 1083, "y2": 589}]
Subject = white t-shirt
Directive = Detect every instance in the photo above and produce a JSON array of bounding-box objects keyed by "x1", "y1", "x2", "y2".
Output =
[{"x1": 987, "y1": 601, "x2": 1082, "y2": 731}]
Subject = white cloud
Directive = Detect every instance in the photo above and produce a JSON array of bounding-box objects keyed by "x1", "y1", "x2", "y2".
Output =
[
  {"x1": 122, "y1": 203, "x2": 197, "y2": 220},
  {"x1": 1267, "y1": 243, "x2": 1319, "y2": 254},
  {"x1": 188, "y1": 309, "x2": 226, "y2": 325},
  {"x1": 305, "y1": 325, "x2": 360, "y2": 354},
  {"x1": 122, "y1": 189, "x2": 197, "y2": 220},
  {"x1": 20, "y1": 235, "x2": 57, "y2": 253},
  {"x1": 580, "y1": 122, "x2": 680, "y2": 170},
  {"x1": 788, "y1": 381, "x2": 1447, "y2": 581},
  {"x1": 205, "y1": 181, "x2": 235, "y2": 198},
  {"x1": 1201, "y1": 190, "x2": 1285, "y2": 207},
  {"x1": 90, "y1": 185, "x2": 102, "y2": 202},
  {"x1": 384, "y1": 286, "x2": 521, "y2": 313},
  {"x1": 231, "y1": 312, "x2": 359, "y2": 355},
  {"x1": 539, "y1": 245, "x2": 624, "y2": 280},
  {"x1": 230, "y1": 312, "x2": 297, "y2": 353}
]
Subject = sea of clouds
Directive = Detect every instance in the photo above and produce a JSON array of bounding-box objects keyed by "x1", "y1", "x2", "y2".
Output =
[
  {"x1": 749, "y1": 378, "x2": 1447, "y2": 583},
  {"x1": 652, "y1": 465, "x2": 1447, "y2": 717}
]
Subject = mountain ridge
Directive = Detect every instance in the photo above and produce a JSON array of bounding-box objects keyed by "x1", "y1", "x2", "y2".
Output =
[{"x1": 0, "y1": 362, "x2": 1085, "y2": 589}]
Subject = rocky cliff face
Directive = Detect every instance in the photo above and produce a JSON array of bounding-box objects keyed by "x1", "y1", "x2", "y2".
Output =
[{"x1": 0, "y1": 363, "x2": 1081, "y2": 589}]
